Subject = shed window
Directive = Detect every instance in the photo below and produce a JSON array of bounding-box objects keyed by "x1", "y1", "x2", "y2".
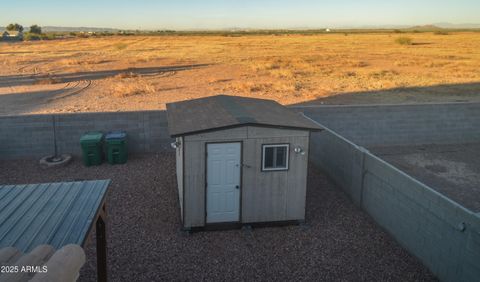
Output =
[{"x1": 262, "y1": 144, "x2": 289, "y2": 171}]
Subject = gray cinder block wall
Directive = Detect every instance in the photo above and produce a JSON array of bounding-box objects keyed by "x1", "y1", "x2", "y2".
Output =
[
  {"x1": 2, "y1": 102, "x2": 479, "y2": 160},
  {"x1": 309, "y1": 125, "x2": 480, "y2": 282},
  {"x1": 0, "y1": 111, "x2": 173, "y2": 160},
  {"x1": 294, "y1": 102, "x2": 480, "y2": 146},
  {"x1": 0, "y1": 115, "x2": 55, "y2": 159}
]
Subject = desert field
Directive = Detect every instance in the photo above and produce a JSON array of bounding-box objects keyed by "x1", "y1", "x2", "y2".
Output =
[{"x1": 0, "y1": 32, "x2": 479, "y2": 115}]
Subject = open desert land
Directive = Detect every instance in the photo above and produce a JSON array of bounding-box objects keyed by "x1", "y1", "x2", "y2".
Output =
[{"x1": 0, "y1": 32, "x2": 479, "y2": 115}]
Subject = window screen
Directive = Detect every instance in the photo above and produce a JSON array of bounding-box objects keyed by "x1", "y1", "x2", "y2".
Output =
[{"x1": 262, "y1": 144, "x2": 289, "y2": 171}]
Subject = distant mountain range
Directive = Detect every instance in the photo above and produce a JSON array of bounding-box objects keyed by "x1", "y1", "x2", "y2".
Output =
[
  {"x1": 432, "y1": 22, "x2": 480, "y2": 29},
  {"x1": 326, "y1": 23, "x2": 480, "y2": 30},
  {"x1": 1, "y1": 23, "x2": 479, "y2": 32},
  {"x1": 42, "y1": 26, "x2": 120, "y2": 32}
]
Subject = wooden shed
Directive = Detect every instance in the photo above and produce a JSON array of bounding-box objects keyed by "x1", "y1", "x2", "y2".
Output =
[{"x1": 166, "y1": 95, "x2": 322, "y2": 230}]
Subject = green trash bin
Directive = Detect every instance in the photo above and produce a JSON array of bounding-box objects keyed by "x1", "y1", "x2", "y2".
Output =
[
  {"x1": 105, "y1": 131, "x2": 127, "y2": 165},
  {"x1": 80, "y1": 132, "x2": 104, "y2": 167}
]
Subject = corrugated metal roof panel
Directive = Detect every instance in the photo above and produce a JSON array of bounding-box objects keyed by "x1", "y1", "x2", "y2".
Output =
[{"x1": 0, "y1": 180, "x2": 110, "y2": 253}]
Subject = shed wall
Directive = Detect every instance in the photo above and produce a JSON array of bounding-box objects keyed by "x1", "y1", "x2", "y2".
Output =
[
  {"x1": 182, "y1": 126, "x2": 309, "y2": 228},
  {"x1": 242, "y1": 135, "x2": 309, "y2": 223},
  {"x1": 175, "y1": 137, "x2": 184, "y2": 220},
  {"x1": 183, "y1": 140, "x2": 206, "y2": 227}
]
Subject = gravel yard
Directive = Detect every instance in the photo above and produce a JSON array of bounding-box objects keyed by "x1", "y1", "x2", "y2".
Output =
[
  {"x1": 370, "y1": 143, "x2": 480, "y2": 212},
  {"x1": 0, "y1": 153, "x2": 436, "y2": 281}
]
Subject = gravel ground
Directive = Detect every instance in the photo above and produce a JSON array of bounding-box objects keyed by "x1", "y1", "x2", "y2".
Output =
[
  {"x1": 0, "y1": 153, "x2": 437, "y2": 281},
  {"x1": 370, "y1": 143, "x2": 480, "y2": 212}
]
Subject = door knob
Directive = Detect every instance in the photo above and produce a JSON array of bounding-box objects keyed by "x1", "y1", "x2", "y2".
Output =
[{"x1": 235, "y1": 185, "x2": 240, "y2": 189}]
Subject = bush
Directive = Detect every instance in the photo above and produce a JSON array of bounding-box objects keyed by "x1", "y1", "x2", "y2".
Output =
[
  {"x1": 393, "y1": 29, "x2": 403, "y2": 33},
  {"x1": 29, "y1": 25, "x2": 42, "y2": 34},
  {"x1": 23, "y1": 33, "x2": 41, "y2": 41},
  {"x1": 395, "y1": 37, "x2": 413, "y2": 45},
  {"x1": 40, "y1": 33, "x2": 56, "y2": 40},
  {"x1": 434, "y1": 30, "x2": 449, "y2": 35}
]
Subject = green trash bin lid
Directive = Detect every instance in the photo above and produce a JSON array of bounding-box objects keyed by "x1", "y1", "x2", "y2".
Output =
[{"x1": 80, "y1": 132, "x2": 104, "y2": 144}]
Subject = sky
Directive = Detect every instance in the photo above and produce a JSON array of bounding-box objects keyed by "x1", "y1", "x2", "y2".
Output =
[{"x1": 1, "y1": 0, "x2": 479, "y2": 30}]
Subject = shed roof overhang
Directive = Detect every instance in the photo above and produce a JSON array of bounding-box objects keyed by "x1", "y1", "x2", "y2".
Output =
[{"x1": 166, "y1": 95, "x2": 323, "y2": 137}]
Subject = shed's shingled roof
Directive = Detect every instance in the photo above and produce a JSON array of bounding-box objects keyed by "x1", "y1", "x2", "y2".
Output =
[{"x1": 166, "y1": 95, "x2": 322, "y2": 137}]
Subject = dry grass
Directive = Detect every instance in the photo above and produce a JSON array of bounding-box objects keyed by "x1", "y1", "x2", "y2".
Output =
[
  {"x1": 59, "y1": 58, "x2": 109, "y2": 66},
  {"x1": 34, "y1": 77, "x2": 63, "y2": 85},
  {"x1": 0, "y1": 32, "x2": 479, "y2": 114},
  {"x1": 109, "y1": 76, "x2": 156, "y2": 97},
  {"x1": 395, "y1": 37, "x2": 413, "y2": 45},
  {"x1": 114, "y1": 72, "x2": 139, "y2": 79}
]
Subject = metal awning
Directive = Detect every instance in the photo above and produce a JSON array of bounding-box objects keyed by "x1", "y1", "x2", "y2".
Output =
[{"x1": 0, "y1": 180, "x2": 110, "y2": 281}]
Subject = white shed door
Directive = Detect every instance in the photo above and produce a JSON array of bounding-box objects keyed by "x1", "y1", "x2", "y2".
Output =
[{"x1": 206, "y1": 142, "x2": 241, "y2": 223}]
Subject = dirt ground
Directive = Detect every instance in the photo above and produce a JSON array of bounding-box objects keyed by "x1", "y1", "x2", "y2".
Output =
[
  {"x1": 0, "y1": 153, "x2": 436, "y2": 281},
  {"x1": 1, "y1": 32, "x2": 480, "y2": 115},
  {"x1": 370, "y1": 143, "x2": 480, "y2": 212}
]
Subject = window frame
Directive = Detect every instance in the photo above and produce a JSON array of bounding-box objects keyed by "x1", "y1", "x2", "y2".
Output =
[{"x1": 261, "y1": 143, "x2": 290, "y2": 172}]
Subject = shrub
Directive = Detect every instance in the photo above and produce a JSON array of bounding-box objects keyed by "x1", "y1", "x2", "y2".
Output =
[
  {"x1": 40, "y1": 33, "x2": 56, "y2": 40},
  {"x1": 23, "y1": 33, "x2": 41, "y2": 41},
  {"x1": 369, "y1": 69, "x2": 400, "y2": 78},
  {"x1": 294, "y1": 81, "x2": 304, "y2": 91},
  {"x1": 114, "y1": 72, "x2": 138, "y2": 79},
  {"x1": 395, "y1": 37, "x2": 413, "y2": 45},
  {"x1": 393, "y1": 29, "x2": 403, "y2": 34},
  {"x1": 34, "y1": 77, "x2": 62, "y2": 85},
  {"x1": 110, "y1": 77, "x2": 155, "y2": 97},
  {"x1": 434, "y1": 30, "x2": 449, "y2": 35},
  {"x1": 29, "y1": 25, "x2": 42, "y2": 34}
]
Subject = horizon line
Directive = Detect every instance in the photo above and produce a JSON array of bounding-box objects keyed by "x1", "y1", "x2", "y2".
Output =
[{"x1": 2, "y1": 23, "x2": 480, "y2": 32}]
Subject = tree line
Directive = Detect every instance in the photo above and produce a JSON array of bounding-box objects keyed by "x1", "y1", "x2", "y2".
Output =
[{"x1": 6, "y1": 23, "x2": 42, "y2": 34}]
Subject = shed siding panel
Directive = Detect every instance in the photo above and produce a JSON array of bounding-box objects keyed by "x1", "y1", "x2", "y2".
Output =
[
  {"x1": 242, "y1": 136, "x2": 309, "y2": 223},
  {"x1": 241, "y1": 139, "x2": 256, "y2": 222},
  {"x1": 176, "y1": 137, "x2": 184, "y2": 221},
  {"x1": 242, "y1": 139, "x2": 288, "y2": 222},
  {"x1": 247, "y1": 126, "x2": 309, "y2": 138},
  {"x1": 184, "y1": 127, "x2": 247, "y2": 142},
  {"x1": 286, "y1": 136, "x2": 309, "y2": 220},
  {"x1": 183, "y1": 141, "x2": 206, "y2": 228}
]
